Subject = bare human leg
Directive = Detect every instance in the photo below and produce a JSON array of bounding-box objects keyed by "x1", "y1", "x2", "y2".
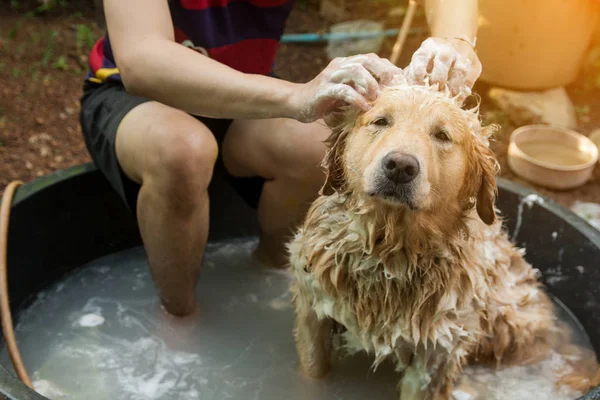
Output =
[
  {"x1": 221, "y1": 118, "x2": 330, "y2": 268},
  {"x1": 115, "y1": 101, "x2": 218, "y2": 316}
]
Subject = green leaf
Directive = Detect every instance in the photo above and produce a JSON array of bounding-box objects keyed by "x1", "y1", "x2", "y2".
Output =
[
  {"x1": 8, "y1": 10, "x2": 36, "y2": 39},
  {"x1": 76, "y1": 24, "x2": 95, "y2": 50},
  {"x1": 52, "y1": 56, "x2": 68, "y2": 70},
  {"x1": 42, "y1": 31, "x2": 58, "y2": 67}
]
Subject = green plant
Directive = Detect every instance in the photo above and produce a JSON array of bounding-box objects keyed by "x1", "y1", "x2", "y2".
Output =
[
  {"x1": 76, "y1": 24, "x2": 96, "y2": 52},
  {"x1": 52, "y1": 56, "x2": 68, "y2": 70},
  {"x1": 42, "y1": 31, "x2": 58, "y2": 67},
  {"x1": 9, "y1": 1, "x2": 68, "y2": 38},
  {"x1": 36, "y1": 0, "x2": 69, "y2": 12},
  {"x1": 9, "y1": 16, "x2": 29, "y2": 39}
]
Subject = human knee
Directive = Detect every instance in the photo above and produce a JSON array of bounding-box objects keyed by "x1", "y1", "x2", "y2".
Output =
[
  {"x1": 148, "y1": 120, "x2": 218, "y2": 191},
  {"x1": 280, "y1": 122, "x2": 328, "y2": 184}
]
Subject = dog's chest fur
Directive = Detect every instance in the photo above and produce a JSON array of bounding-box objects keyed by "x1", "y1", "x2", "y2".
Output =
[{"x1": 289, "y1": 193, "x2": 542, "y2": 368}]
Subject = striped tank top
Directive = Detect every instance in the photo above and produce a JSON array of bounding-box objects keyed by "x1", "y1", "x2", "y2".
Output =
[{"x1": 86, "y1": 0, "x2": 295, "y2": 84}]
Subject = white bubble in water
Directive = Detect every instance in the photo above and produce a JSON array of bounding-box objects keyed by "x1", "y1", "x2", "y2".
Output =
[
  {"x1": 451, "y1": 389, "x2": 476, "y2": 400},
  {"x1": 33, "y1": 379, "x2": 67, "y2": 399},
  {"x1": 78, "y1": 313, "x2": 105, "y2": 327}
]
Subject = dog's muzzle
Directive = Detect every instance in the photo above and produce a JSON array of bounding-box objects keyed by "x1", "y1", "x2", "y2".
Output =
[{"x1": 369, "y1": 152, "x2": 420, "y2": 208}]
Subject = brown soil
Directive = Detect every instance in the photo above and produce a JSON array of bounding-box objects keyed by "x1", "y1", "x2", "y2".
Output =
[{"x1": 1, "y1": 1, "x2": 599, "y2": 211}]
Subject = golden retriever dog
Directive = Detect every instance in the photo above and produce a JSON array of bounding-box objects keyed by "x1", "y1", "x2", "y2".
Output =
[{"x1": 287, "y1": 83, "x2": 598, "y2": 399}]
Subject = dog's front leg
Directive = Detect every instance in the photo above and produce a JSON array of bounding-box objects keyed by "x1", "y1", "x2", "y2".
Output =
[
  {"x1": 398, "y1": 349, "x2": 464, "y2": 400},
  {"x1": 293, "y1": 299, "x2": 333, "y2": 379},
  {"x1": 398, "y1": 355, "x2": 432, "y2": 400}
]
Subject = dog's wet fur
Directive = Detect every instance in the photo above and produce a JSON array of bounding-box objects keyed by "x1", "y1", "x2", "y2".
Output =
[{"x1": 288, "y1": 84, "x2": 599, "y2": 399}]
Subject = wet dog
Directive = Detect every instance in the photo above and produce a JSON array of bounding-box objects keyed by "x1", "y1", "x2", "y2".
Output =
[{"x1": 288, "y1": 83, "x2": 598, "y2": 399}]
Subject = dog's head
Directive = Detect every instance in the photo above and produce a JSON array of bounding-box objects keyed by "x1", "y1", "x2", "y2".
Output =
[{"x1": 320, "y1": 85, "x2": 500, "y2": 225}]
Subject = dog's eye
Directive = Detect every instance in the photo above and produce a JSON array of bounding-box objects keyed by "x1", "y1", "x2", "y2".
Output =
[
  {"x1": 434, "y1": 129, "x2": 451, "y2": 142},
  {"x1": 372, "y1": 117, "x2": 389, "y2": 127}
]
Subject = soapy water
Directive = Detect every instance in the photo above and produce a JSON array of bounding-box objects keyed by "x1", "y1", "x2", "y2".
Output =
[
  {"x1": 454, "y1": 294, "x2": 597, "y2": 400},
  {"x1": 571, "y1": 202, "x2": 600, "y2": 231},
  {"x1": 512, "y1": 193, "x2": 545, "y2": 239},
  {"x1": 0, "y1": 238, "x2": 595, "y2": 400}
]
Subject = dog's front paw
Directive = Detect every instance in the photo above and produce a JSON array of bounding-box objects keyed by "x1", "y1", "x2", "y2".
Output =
[{"x1": 299, "y1": 356, "x2": 331, "y2": 380}]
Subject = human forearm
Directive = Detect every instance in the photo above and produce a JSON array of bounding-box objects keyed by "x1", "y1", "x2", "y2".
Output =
[
  {"x1": 120, "y1": 42, "x2": 404, "y2": 123},
  {"x1": 421, "y1": 0, "x2": 478, "y2": 45},
  {"x1": 119, "y1": 39, "x2": 300, "y2": 120}
]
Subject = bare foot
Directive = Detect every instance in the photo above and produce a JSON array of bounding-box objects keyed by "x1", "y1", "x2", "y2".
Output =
[
  {"x1": 159, "y1": 293, "x2": 198, "y2": 317},
  {"x1": 146, "y1": 301, "x2": 201, "y2": 347},
  {"x1": 158, "y1": 301, "x2": 200, "y2": 323}
]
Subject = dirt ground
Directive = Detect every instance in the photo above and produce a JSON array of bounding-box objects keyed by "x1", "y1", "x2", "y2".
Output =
[{"x1": 1, "y1": 0, "x2": 600, "y2": 210}]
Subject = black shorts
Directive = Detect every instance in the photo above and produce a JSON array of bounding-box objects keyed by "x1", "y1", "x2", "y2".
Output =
[{"x1": 79, "y1": 80, "x2": 266, "y2": 213}]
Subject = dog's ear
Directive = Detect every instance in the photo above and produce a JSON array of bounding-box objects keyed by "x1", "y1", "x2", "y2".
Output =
[
  {"x1": 319, "y1": 125, "x2": 351, "y2": 196},
  {"x1": 319, "y1": 109, "x2": 358, "y2": 196},
  {"x1": 474, "y1": 134, "x2": 499, "y2": 225}
]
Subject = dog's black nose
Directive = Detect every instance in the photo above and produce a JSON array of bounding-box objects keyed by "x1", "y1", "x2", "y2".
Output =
[{"x1": 382, "y1": 152, "x2": 420, "y2": 184}]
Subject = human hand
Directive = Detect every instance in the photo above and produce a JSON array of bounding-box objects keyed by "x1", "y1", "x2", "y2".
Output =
[
  {"x1": 405, "y1": 37, "x2": 482, "y2": 102},
  {"x1": 290, "y1": 53, "x2": 405, "y2": 123}
]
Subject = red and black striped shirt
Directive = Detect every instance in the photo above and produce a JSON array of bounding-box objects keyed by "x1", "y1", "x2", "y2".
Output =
[{"x1": 86, "y1": 0, "x2": 294, "y2": 83}]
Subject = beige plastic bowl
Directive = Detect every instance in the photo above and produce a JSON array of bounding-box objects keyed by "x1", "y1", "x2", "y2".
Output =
[{"x1": 507, "y1": 125, "x2": 599, "y2": 190}]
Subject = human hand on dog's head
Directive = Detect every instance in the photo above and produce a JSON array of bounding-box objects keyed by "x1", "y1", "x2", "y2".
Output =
[
  {"x1": 289, "y1": 53, "x2": 406, "y2": 124},
  {"x1": 405, "y1": 37, "x2": 482, "y2": 103}
]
